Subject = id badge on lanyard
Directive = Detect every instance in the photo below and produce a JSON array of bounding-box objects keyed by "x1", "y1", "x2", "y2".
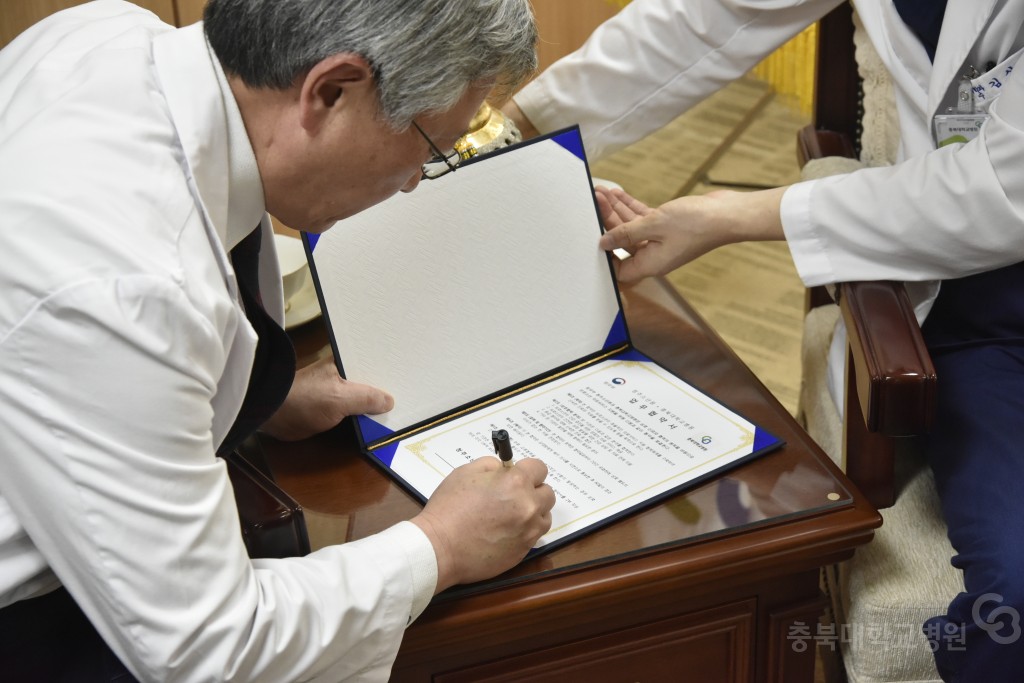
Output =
[{"x1": 933, "y1": 49, "x2": 1020, "y2": 147}]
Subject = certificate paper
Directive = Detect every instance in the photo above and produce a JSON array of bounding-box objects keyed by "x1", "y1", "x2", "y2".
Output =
[
  {"x1": 385, "y1": 353, "x2": 777, "y2": 549},
  {"x1": 305, "y1": 126, "x2": 782, "y2": 554}
]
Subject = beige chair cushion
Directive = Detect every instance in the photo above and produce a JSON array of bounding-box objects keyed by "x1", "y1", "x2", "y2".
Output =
[
  {"x1": 834, "y1": 458, "x2": 963, "y2": 683},
  {"x1": 798, "y1": 305, "x2": 844, "y2": 464},
  {"x1": 801, "y1": 305, "x2": 965, "y2": 683}
]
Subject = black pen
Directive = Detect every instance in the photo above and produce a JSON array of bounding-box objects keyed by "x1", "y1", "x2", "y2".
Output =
[{"x1": 492, "y1": 429, "x2": 514, "y2": 468}]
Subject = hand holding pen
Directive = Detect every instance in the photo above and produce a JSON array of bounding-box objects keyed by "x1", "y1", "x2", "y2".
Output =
[{"x1": 412, "y1": 430, "x2": 553, "y2": 590}]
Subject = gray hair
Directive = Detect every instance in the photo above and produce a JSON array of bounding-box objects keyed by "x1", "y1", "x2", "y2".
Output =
[{"x1": 203, "y1": 0, "x2": 537, "y2": 129}]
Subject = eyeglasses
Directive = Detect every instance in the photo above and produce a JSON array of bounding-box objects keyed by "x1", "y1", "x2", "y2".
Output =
[{"x1": 412, "y1": 120, "x2": 462, "y2": 180}]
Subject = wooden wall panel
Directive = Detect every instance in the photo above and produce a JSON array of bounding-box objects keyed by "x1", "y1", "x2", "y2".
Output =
[
  {"x1": 2, "y1": 1, "x2": 620, "y2": 67},
  {"x1": 0, "y1": 0, "x2": 177, "y2": 48},
  {"x1": 531, "y1": 0, "x2": 620, "y2": 72},
  {"x1": 175, "y1": 0, "x2": 206, "y2": 26},
  {"x1": 177, "y1": 0, "x2": 621, "y2": 62},
  {"x1": 175, "y1": 0, "x2": 622, "y2": 66}
]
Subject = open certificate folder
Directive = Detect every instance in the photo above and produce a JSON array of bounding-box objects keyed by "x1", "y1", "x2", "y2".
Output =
[{"x1": 304, "y1": 127, "x2": 782, "y2": 554}]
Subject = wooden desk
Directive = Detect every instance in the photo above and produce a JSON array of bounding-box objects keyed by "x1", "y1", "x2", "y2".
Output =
[{"x1": 262, "y1": 276, "x2": 880, "y2": 683}]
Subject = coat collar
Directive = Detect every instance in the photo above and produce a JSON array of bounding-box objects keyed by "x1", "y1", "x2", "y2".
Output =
[
  {"x1": 860, "y1": 0, "x2": 1000, "y2": 118},
  {"x1": 151, "y1": 23, "x2": 265, "y2": 253}
]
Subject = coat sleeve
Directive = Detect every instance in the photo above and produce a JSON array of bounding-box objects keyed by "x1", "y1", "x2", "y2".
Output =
[
  {"x1": 0, "y1": 277, "x2": 436, "y2": 683},
  {"x1": 513, "y1": 0, "x2": 844, "y2": 160},
  {"x1": 782, "y1": 48, "x2": 1024, "y2": 286}
]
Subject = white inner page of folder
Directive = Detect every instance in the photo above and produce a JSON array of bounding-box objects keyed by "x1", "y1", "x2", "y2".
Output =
[
  {"x1": 309, "y1": 133, "x2": 622, "y2": 434},
  {"x1": 306, "y1": 129, "x2": 781, "y2": 552}
]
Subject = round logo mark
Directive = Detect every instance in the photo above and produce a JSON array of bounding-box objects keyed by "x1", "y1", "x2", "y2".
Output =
[{"x1": 973, "y1": 593, "x2": 1022, "y2": 645}]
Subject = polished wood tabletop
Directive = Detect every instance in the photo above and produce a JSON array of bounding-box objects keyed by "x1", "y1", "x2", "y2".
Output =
[
  {"x1": 268, "y1": 275, "x2": 874, "y2": 583},
  {"x1": 259, "y1": 275, "x2": 880, "y2": 681}
]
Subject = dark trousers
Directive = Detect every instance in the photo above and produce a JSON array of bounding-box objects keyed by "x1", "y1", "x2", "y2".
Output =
[
  {"x1": 0, "y1": 587, "x2": 136, "y2": 681},
  {"x1": 921, "y1": 263, "x2": 1024, "y2": 682}
]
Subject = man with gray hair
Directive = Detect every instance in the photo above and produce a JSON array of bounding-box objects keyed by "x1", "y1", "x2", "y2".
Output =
[{"x1": 0, "y1": 1, "x2": 553, "y2": 680}]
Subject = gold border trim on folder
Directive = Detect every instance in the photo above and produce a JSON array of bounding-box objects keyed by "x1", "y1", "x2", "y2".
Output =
[{"x1": 369, "y1": 343, "x2": 632, "y2": 450}]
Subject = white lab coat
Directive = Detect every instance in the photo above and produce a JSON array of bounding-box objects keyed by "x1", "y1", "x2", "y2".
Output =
[
  {"x1": 0, "y1": 2, "x2": 434, "y2": 681},
  {"x1": 514, "y1": 0, "x2": 1024, "y2": 406}
]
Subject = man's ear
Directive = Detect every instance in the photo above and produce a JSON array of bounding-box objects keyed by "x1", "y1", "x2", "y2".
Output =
[{"x1": 298, "y1": 53, "x2": 375, "y2": 133}]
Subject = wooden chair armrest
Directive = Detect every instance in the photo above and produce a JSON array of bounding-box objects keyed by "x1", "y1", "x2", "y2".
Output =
[
  {"x1": 835, "y1": 282, "x2": 937, "y2": 509},
  {"x1": 796, "y1": 124, "x2": 857, "y2": 169},
  {"x1": 838, "y1": 281, "x2": 937, "y2": 436},
  {"x1": 797, "y1": 124, "x2": 938, "y2": 435},
  {"x1": 796, "y1": 125, "x2": 937, "y2": 507}
]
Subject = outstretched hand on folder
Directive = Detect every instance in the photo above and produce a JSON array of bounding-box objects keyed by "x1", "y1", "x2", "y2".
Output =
[
  {"x1": 595, "y1": 185, "x2": 786, "y2": 283},
  {"x1": 260, "y1": 356, "x2": 395, "y2": 441},
  {"x1": 412, "y1": 456, "x2": 555, "y2": 592}
]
